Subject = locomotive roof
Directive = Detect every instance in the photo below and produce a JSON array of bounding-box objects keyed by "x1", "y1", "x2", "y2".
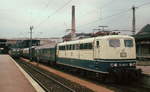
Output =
[
  {"x1": 58, "y1": 35, "x2": 133, "y2": 45},
  {"x1": 96, "y1": 35, "x2": 134, "y2": 39}
]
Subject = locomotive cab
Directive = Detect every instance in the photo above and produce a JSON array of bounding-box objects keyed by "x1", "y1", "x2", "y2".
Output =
[
  {"x1": 93, "y1": 35, "x2": 141, "y2": 81},
  {"x1": 94, "y1": 35, "x2": 136, "y2": 60}
]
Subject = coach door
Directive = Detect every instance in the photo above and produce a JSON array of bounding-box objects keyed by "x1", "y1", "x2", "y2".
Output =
[{"x1": 94, "y1": 40, "x2": 100, "y2": 59}]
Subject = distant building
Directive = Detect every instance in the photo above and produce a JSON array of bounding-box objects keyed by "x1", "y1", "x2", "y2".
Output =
[
  {"x1": 6, "y1": 39, "x2": 18, "y2": 47},
  {"x1": 0, "y1": 39, "x2": 9, "y2": 54},
  {"x1": 134, "y1": 24, "x2": 150, "y2": 60},
  {"x1": 7, "y1": 37, "x2": 62, "y2": 49},
  {"x1": 0, "y1": 39, "x2": 7, "y2": 47},
  {"x1": 17, "y1": 40, "x2": 40, "y2": 48},
  {"x1": 36, "y1": 37, "x2": 62, "y2": 46}
]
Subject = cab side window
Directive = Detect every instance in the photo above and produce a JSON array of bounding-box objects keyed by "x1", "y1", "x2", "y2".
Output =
[{"x1": 96, "y1": 41, "x2": 99, "y2": 48}]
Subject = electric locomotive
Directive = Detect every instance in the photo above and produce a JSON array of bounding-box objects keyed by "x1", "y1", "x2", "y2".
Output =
[{"x1": 57, "y1": 35, "x2": 141, "y2": 81}]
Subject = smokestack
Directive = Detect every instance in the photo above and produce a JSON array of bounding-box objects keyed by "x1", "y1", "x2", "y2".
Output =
[{"x1": 71, "y1": 5, "x2": 76, "y2": 40}]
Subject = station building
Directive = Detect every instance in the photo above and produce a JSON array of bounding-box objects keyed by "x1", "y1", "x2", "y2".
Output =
[
  {"x1": 134, "y1": 24, "x2": 150, "y2": 60},
  {"x1": 0, "y1": 39, "x2": 9, "y2": 54}
]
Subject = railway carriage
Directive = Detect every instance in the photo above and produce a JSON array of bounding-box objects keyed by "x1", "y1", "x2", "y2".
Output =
[
  {"x1": 9, "y1": 48, "x2": 20, "y2": 58},
  {"x1": 22, "y1": 48, "x2": 30, "y2": 58},
  {"x1": 34, "y1": 45, "x2": 56, "y2": 64},
  {"x1": 57, "y1": 35, "x2": 141, "y2": 81}
]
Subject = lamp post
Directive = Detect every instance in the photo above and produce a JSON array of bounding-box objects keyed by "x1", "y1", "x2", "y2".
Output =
[{"x1": 30, "y1": 26, "x2": 34, "y2": 61}]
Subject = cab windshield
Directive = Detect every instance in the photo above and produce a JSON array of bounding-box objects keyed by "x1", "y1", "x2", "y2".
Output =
[
  {"x1": 109, "y1": 39, "x2": 120, "y2": 47},
  {"x1": 124, "y1": 40, "x2": 133, "y2": 47}
]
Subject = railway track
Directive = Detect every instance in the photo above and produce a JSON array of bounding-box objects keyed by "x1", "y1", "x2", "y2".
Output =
[
  {"x1": 89, "y1": 75, "x2": 150, "y2": 92},
  {"x1": 16, "y1": 58, "x2": 150, "y2": 92},
  {"x1": 54, "y1": 63, "x2": 150, "y2": 92},
  {"x1": 16, "y1": 59, "x2": 93, "y2": 92}
]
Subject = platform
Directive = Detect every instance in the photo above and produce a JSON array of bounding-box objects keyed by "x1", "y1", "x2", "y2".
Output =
[
  {"x1": 137, "y1": 66, "x2": 150, "y2": 76},
  {"x1": 0, "y1": 55, "x2": 44, "y2": 92}
]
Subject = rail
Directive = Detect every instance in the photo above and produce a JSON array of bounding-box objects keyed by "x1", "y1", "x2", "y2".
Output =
[{"x1": 16, "y1": 60, "x2": 75, "y2": 92}]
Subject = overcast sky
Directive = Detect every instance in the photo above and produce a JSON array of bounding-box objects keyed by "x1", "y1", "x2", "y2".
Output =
[{"x1": 0, "y1": 0, "x2": 150, "y2": 38}]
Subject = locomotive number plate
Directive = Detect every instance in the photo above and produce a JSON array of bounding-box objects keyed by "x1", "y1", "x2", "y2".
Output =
[{"x1": 120, "y1": 52, "x2": 127, "y2": 57}]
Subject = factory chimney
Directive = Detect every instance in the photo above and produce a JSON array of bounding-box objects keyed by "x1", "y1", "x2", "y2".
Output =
[{"x1": 71, "y1": 5, "x2": 76, "y2": 40}]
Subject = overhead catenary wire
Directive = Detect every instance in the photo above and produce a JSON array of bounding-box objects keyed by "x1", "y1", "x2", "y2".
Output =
[
  {"x1": 77, "y1": 1, "x2": 150, "y2": 30},
  {"x1": 77, "y1": 9, "x2": 131, "y2": 29},
  {"x1": 32, "y1": 0, "x2": 150, "y2": 36},
  {"x1": 34, "y1": 0, "x2": 117, "y2": 30},
  {"x1": 137, "y1": 1, "x2": 150, "y2": 8},
  {"x1": 79, "y1": 0, "x2": 116, "y2": 17},
  {"x1": 34, "y1": 0, "x2": 73, "y2": 29}
]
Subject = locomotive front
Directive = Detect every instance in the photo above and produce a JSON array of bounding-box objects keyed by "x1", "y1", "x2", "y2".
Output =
[{"x1": 95, "y1": 35, "x2": 141, "y2": 82}]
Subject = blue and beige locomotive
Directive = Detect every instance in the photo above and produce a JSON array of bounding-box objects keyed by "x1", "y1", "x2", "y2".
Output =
[
  {"x1": 57, "y1": 35, "x2": 141, "y2": 81},
  {"x1": 11, "y1": 35, "x2": 141, "y2": 82}
]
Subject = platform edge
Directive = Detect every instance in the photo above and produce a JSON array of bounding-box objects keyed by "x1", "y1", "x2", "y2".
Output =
[{"x1": 9, "y1": 56, "x2": 45, "y2": 92}]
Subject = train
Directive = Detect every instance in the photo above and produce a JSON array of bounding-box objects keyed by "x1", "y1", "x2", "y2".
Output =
[{"x1": 9, "y1": 35, "x2": 142, "y2": 82}]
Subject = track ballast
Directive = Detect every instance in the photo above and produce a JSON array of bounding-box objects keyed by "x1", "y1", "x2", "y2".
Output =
[{"x1": 16, "y1": 59, "x2": 93, "y2": 92}]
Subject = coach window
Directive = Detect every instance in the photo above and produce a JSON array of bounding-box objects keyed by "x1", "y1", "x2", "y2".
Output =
[
  {"x1": 61, "y1": 46, "x2": 63, "y2": 50},
  {"x1": 63, "y1": 45, "x2": 66, "y2": 50},
  {"x1": 69, "y1": 45, "x2": 71, "y2": 50},
  {"x1": 85, "y1": 43, "x2": 91, "y2": 49},
  {"x1": 82, "y1": 44, "x2": 85, "y2": 49},
  {"x1": 66, "y1": 45, "x2": 69, "y2": 50},
  {"x1": 84, "y1": 43, "x2": 87, "y2": 49},
  {"x1": 71, "y1": 45, "x2": 74, "y2": 50},
  {"x1": 70, "y1": 45, "x2": 73, "y2": 50},
  {"x1": 63, "y1": 46, "x2": 65, "y2": 50},
  {"x1": 68, "y1": 45, "x2": 69, "y2": 50},
  {"x1": 89, "y1": 43, "x2": 93, "y2": 49},
  {"x1": 60, "y1": 46, "x2": 62, "y2": 50},
  {"x1": 80, "y1": 44, "x2": 83, "y2": 49},
  {"x1": 68, "y1": 45, "x2": 70, "y2": 50},
  {"x1": 72, "y1": 44, "x2": 75, "y2": 50},
  {"x1": 65, "y1": 45, "x2": 66, "y2": 50},
  {"x1": 75, "y1": 44, "x2": 79, "y2": 50},
  {"x1": 80, "y1": 44, "x2": 82, "y2": 49}
]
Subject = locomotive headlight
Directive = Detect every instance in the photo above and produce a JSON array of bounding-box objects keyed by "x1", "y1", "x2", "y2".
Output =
[
  {"x1": 129, "y1": 63, "x2": 133, "y2": 66},
  {"x1": 114, "y1": 63, "x2": 117, "y2": 67},
  {"x1": 129, "y1": 63, "x2": 136, "y2": 66},
  {"x1": 133, "y1": 63, "x2": 136, "y2": 66},
  {"x1": 110, "y1": 63, "x2": 118, "y2": 67}
]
